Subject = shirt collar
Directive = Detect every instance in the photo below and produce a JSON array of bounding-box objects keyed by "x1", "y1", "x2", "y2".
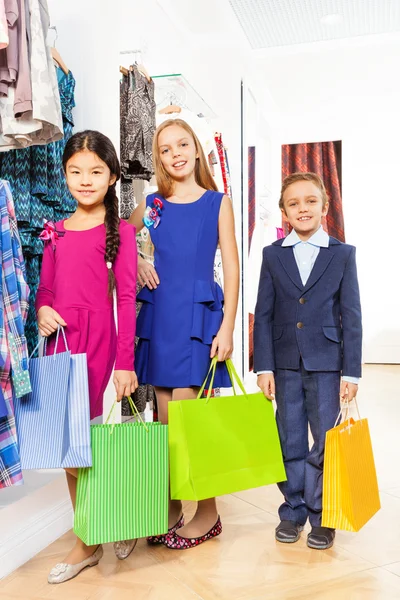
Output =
[{"x1": 282, "y1": 226, "x2": 329, "y2": 248}]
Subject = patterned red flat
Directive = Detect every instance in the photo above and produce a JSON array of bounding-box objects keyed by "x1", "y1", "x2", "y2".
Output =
[
  {"x1": 164, "y1": 517, "x2": 222, "y2": 550},
  {"x1": 147, "y1": 515, "x2": 185, "y2": 545}
]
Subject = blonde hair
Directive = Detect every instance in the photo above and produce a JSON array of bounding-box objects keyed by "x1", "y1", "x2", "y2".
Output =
[
  {"x1": 152, "y1": 119, "x2": 218, "y2": 199},
  {"x1": 280, "y1": 172, "x2": 329, "y2": 211}
]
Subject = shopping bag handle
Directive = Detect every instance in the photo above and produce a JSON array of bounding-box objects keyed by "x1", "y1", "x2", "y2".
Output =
[
  {"x1": 105, "y1": 396, "x2": 149, "y2": 433},
  {"x1": 29, "y1": 325, "x2": 69, "y2": 362},
  {"x1": 197, "y1": 357, "x2": 253, "y2": 402},
  {"x1": 334, "y1": 396, "x2": 362, "y2": 430},
  {"x1": 197, "y1": 357, "x2": 218, "y2": 400}
]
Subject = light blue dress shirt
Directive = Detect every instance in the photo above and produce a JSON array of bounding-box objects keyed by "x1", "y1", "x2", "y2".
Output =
[{"x1": 258, "y1": 227, "x2": 359, "y2": 385}]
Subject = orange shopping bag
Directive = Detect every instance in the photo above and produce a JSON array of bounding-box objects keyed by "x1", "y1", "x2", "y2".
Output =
[{"x1": 322, "y1": 401, "x2": 380, "y2": 532}]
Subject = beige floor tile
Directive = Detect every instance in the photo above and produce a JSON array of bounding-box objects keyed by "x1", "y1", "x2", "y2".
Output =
[
  {"x1": 232, "y1": 485, "x2": 282, "y2": 516},
  {"x1": 334, "y1": 491, "x2": 400, "y2": 566},
  {"x1": 268, "y1": 567, "x2": 400, "y2": 600},
  {"x1": 384, "y1": 561, "x2": 400, "y2": 577},
  {"x1": 151, "y1": 511, "x2": 374, "y2": 600},
  {"x1": 383, "y1": 487, "x2": 400, "y2": 499}
]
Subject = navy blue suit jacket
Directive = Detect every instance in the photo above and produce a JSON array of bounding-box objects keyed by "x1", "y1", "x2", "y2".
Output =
[{"x1": 253, "y1": 237, "x2": 362, "y2": 377}]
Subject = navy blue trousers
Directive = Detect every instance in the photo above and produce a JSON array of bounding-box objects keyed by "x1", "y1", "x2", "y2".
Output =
[{"x1": 275, "y1": 363, "x2": 341, "y2": 527}]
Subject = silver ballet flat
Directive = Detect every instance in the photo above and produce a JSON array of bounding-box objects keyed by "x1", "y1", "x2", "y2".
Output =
[
  {"x1": 47, "y1": 545, "x2": 103, "y2": 584},
  {"x1": 113, "y1": 538, "x2": 138, "y2": 560}
]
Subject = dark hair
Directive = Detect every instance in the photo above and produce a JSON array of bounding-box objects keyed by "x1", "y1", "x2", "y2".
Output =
[
  {"x1": 63, "y1": 130, "x2": 121, "y2": 295},
  {"x1": 280, "y1": 172, "x2": 328, "y2": 211}
]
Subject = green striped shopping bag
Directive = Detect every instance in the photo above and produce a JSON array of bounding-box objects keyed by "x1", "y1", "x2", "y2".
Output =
[{"x1": 74, "y1": 398, "x2": 168, "y2": 545}]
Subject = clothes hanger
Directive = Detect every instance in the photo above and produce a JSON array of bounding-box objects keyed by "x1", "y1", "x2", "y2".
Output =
[
  {"x1": 49, "y1": 26, "x2": 69, "y2": 75},
  {"x1": 135, "y1": 62, "x2": 151, "y2": 82},
  {"x1": 119, "y1": 50, "x2": 151, "y2": 82},
  {"x1": 158, "y1": 104, "x2": 182, "y2": 114}
]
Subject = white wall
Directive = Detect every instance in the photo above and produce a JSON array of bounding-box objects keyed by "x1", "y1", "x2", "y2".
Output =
[
  {"x1": 47, "y1": 0, "x2": 119, "y2": 149},
  {"x1": 253, "y1": 38, "x2": 400, "y2": 363}
]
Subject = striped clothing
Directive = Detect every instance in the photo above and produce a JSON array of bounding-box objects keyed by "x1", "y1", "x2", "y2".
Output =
[{"x1": 0, "y1": 180, "x2": 30, "y2": 488}]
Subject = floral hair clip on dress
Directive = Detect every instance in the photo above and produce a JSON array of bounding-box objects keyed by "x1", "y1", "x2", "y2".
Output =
[{"x1": 143, "y1": 197, "x2": 164, "y2": 229}]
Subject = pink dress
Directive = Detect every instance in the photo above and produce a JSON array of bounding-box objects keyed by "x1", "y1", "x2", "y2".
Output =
[{"x1": 36, "y1": 219, "x2": 137, "y2": 419}]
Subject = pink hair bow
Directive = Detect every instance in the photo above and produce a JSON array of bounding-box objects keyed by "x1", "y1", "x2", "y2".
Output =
[{"x1": 39, "y1": 220, "x2": 59, "y2": 249}]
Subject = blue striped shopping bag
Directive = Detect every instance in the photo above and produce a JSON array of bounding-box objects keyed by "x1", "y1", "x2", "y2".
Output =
[{"x1": 14, "y1": 327, "x2": 92, "y2": 469}]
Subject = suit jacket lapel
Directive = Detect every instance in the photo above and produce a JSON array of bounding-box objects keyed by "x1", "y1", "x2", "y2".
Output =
[
  {"x1": 277, "y1": 246, "x2": 304, "y2": 291},
  {"x1": 303, "y1": 247, "x2": 334, "y2": 293}
]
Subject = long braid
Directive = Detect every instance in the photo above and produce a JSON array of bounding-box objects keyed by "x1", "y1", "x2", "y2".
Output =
[{"x1": 104, "y1": 183, "x2": 120, "y2": 295}]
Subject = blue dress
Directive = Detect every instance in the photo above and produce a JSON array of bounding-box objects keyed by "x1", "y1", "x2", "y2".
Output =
[{"x1": 136, "y1": 190, "x2": 230, "y2": 389}]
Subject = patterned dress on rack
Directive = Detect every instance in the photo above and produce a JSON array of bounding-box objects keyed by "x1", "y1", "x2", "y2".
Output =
[
  {"x1": 0, "y1": 69, "x2": 76, "y2": 352},
  {"x1": 120, "y1": 65, "x2": 156, "y2": 182}
]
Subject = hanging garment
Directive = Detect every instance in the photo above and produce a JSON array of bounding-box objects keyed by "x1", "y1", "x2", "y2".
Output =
[
  {"x1": 0, "y1": 68, "x2": 76, "y2": 351},
  {"x1": 0, "y1": 0, "x2": 18, "y2": 96},
  {"x1": 0, "y1": 1, "x2": 9, "y2": 50},
  {"x1": 120, "y1": 65, "x2": 156, "y2": 181},
  {"x1": 13, "y1": 0, "x2": 31, "y2": 116},
  {"x1": 0, "y1": 0, "x2": 63, "y2": 149},
  {"x1": 215, "y1": 132, "x2": 231, "y2": 197},
  {"x1": 0, "y1": 179, "x2": 29, "y2": 489},
  {"x1": 121, "y1": 280, "x2": 155, "y2": 418},
  {"x1": 120, "y1": 175, "x2": 136, "y2": 220}
]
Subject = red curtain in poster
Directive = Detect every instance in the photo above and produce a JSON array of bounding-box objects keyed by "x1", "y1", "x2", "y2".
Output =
[{"x1": 281, "y1": 141, "x2": 345, "y2": 242}]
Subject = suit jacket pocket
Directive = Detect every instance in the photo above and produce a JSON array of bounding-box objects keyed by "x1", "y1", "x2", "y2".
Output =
[
  {"x1": 273, "y1": 326, "x2": 284, "y2": 341},
  {"x1": 322, "y1": 326, "x2": 342, "y2": 343}
]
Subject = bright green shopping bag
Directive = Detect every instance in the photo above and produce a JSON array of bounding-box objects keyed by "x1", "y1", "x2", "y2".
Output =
[
  {"x1": 74, "y1": 398, "x2": 168, "y2": 545},
  {"x1": 169, "y1": 358, "x2": 286, "y2": 501}
]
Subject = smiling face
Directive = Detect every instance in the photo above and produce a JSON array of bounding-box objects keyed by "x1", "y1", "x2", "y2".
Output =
[
  {"x1": 157, "y1": 124, "x2": 198, "y2": 182},
  {"x1": 65, "y1": 150, "x2": 116, "y2": 208},
  {"x1": 281, "y1": 180, "x2": 329, "y2": 240}
]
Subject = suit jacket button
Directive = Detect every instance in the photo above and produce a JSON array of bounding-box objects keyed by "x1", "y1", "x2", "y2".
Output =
[
  {"x1": 299, "y1": 297, "x2": 306, "y2": 304},
  {"x1": 297, "y1": 322, "x2": 304, "y2": 329}
]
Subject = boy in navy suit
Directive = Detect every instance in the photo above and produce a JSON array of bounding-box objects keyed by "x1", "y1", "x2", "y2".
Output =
[{"x1": 254, "y1": 172, "x2": 362, "y2": 549}]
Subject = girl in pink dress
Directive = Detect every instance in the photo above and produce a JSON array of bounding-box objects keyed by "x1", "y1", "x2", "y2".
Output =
[{"x1": 36, "y1": 130, "x2": 138, "y2": 584}]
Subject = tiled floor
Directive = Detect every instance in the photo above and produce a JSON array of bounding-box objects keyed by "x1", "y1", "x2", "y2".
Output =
[{"x1": 1, "y1": 365, "x2": 399, "y2": 599}]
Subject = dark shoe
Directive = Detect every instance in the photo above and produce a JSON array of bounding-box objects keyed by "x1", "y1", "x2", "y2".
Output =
[
  {"x1": 147, "y1": 514, "x2": 184, "y2": 545},
  {"x1": 164, "y1": 516, "x2": 222, "y2": 550},
  {"x1": 307, "y1": 526, "x2": 335, "y2": 549},
  {"x1": 275, "y1": 520, "x2": 304, "y2": 543}
]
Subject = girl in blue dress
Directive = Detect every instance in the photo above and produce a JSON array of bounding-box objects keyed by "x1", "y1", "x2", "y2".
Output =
[{"x1": 129, "y1": 119, "x2": 239, "y2": 551}]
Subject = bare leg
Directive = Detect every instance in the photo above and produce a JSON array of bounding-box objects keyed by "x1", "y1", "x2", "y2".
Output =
[
  {"x1": 155, "y1": 386, "x2": 183, "y2": 528},
  {"x1": 171, "y1": 387, "x2": 218, "y2": 538},
  {"x1": 63, "y1": 469, "x2": 99, "y2": 564}
]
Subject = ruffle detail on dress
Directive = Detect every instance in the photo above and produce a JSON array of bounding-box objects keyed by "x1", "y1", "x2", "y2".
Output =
[
  {"x1": 136, "y1": 286, "x2": 154, "y2": 340},
  {"x1": 191, "y1": 280, "x2": 224, "y2": 344}
]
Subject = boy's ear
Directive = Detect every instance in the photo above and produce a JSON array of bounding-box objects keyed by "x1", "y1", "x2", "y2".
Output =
[
  {"x1": 280, "y1": 207, "x2": 288, "y2": 220},
  {"x1": 322, "y1": 201, "x2": 330, "y2": 216}
]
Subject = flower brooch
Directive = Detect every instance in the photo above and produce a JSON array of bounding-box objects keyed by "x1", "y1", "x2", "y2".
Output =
[
  {"x1": 143, "y1": 197, "x2": 164, "y2": 229},
  {"x1": 39, "y1": 220, "x2": 63, "y2": 249}
]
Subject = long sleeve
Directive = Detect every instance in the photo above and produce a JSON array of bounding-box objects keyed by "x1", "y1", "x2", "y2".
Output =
[
  {"x1": 339, "y1": 247, "x2": 362, "y2": 378},
  {"x1": 35, "y1": 241, "x2": 55, "y2": 311},
  {"x1": 253, "y1": 247, "x2": 276, "y2": 372},
  {"x1": 113, "y1": 222, "x2": 137, "y2": 371}
]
